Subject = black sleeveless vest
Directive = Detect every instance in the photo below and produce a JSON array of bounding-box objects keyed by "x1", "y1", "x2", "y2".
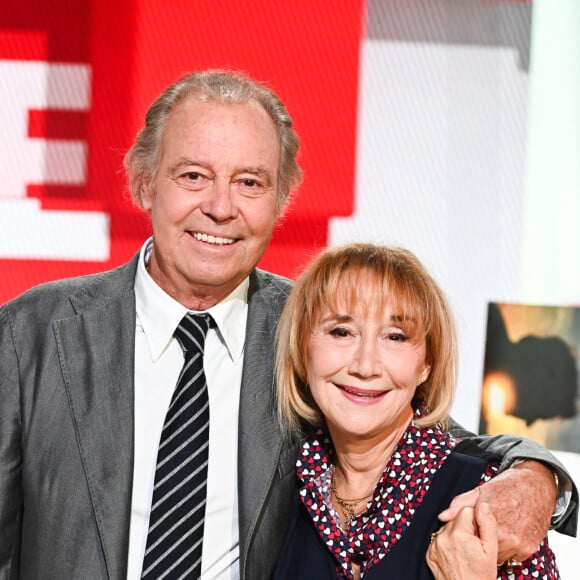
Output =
[{"x1": 273, "y1": 442, "x2": 498, "y2": 580}]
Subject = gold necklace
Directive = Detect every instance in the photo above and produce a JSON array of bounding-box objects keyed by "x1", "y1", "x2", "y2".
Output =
[{"x1": 331, "y1": 471, "x2": 374, "y2": 528}]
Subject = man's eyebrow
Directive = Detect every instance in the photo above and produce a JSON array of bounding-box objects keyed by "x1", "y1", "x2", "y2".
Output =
[
  {"x1": 242, "y1": 167, "x2": 270, "y2": 175},
  {"x1": 168, "y1": 158, "x2": 212, "y2": 176},
  {"x1": 238, "y1": 167, "x2": 275, "y2": 183},
  {"x1": 168, "y1": 159, "x2": 274, "y2": 180}
]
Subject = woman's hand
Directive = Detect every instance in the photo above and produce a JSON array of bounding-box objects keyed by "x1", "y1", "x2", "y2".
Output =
[{"x1": 427, "y1": 502, "x2": 498, "y2": 580}]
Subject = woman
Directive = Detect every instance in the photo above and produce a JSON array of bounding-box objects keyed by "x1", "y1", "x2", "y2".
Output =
[{"x1": 273, "y1": 243, "x2": 558, "y2": 579}]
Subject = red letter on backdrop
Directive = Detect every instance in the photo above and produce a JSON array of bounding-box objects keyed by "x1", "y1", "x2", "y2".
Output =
[{"x1": 0, "y1": 0, "x2": 365, "y2": 303}]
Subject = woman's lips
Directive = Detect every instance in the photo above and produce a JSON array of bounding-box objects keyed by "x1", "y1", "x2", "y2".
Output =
[{"x1": 335, "y1": 383, "x2": 388, "y2": 403}]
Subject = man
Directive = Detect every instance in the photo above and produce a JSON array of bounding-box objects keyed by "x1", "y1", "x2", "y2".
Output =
[{"x1": 0, "y1": 70, "x2": 577, "y2": 579}]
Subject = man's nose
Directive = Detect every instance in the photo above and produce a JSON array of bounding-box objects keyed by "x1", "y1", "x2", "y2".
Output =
[{"x1": 201, "y1": 180, "x2": 238, "y2": 221}]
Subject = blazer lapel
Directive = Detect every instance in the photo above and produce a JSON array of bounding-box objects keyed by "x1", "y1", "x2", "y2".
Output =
[
  {"x1": 53, "y1": 258, "x2": 138, "y2": 579},
  {"x1": 237, "y1": 271, "x2": 294, "y2": 575}
]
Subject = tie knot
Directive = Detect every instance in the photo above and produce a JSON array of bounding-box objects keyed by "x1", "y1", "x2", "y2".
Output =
[{"x1": 174, "y1": 313, "x2": 213, "y2": 354}]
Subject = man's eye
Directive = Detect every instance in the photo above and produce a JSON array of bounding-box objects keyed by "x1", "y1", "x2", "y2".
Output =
[
  {"x1": 185, "y1": 172, "x2": 202, "y2": 180},
  {"x1": 241, "y1": 178, "x2": 259, "y2": 187}
]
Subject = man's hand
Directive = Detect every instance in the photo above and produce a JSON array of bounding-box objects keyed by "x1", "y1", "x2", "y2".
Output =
[
  {"x1": 427, "y1": 502, "x2": 498, "y2": 580},
  {"x1": 438, "y1": 460, "x2": 557, "y2": 563}
]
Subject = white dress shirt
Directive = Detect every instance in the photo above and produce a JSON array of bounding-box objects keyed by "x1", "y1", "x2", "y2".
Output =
[{"x1": 127, "y1": 239, "x2": 247, "y2": 579}]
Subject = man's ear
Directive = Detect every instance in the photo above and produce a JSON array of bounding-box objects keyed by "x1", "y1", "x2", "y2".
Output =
[{"x1": 140, "y1": 178, "x2": 154, "y2": 211}]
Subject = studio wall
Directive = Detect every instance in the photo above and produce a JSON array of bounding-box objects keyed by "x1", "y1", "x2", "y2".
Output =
[{"x1": 1, "y1": 0, "x2": 578, "y2": 571}]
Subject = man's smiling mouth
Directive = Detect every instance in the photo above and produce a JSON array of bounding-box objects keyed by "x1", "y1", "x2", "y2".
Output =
[{"x1": 192, "y1": 232, "x2": 235, "y2": 245}]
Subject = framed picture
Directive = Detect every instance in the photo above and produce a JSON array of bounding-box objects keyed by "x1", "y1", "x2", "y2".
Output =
[{"x1": 480, "y1": 302, "x2": 580, "y2": 453}]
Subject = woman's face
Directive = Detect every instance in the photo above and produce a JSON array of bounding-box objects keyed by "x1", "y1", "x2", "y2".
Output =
[{"x1": 306, "y1": 302, "x2": 430, "y2": 444}]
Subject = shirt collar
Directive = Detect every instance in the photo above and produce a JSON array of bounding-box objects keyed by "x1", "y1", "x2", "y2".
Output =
[{"x1": 134, "y1": 237, "x2": 249, "y2": 362}]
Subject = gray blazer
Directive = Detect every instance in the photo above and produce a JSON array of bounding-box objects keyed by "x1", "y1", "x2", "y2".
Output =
[
  {"x1": 0, "y1": 254, "x2": 577, "y2": 579},
  {"x1": 0, "y1": 254, "x2": 296, "y2": 579}
]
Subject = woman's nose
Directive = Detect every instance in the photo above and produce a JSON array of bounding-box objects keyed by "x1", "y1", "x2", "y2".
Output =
[{"x1": 348, "y1": 337, "x2": 382, "y2": 377}]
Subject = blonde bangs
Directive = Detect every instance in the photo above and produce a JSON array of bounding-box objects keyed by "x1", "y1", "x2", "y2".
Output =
[{"x1": 308, "y1": 256, "x2": 432, "y2": 346}]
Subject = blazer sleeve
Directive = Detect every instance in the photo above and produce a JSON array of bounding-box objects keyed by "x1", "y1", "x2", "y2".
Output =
[
  {"x1": 0, "y1": 305, "x2": 22, "y2": 578},
  {"x1": 449, "y1": 416, "x2": 579, "y2": 537}
]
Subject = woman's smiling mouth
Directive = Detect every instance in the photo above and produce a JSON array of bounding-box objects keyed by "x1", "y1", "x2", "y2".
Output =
[{"x1": 335, "y1": 384, "x2": 389, "y2": 402}]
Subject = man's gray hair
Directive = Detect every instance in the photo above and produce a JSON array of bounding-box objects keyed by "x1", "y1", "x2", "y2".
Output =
[{"x1": 124, "y1": 69, "x2": 302, "y2": 212}]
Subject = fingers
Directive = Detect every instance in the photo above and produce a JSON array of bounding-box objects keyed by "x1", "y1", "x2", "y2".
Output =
[
  {"x1": 428, "y1": 508, "x2": 498, "y2": 580},
  {"x1": 475, "y1": 502, "x2": 498, "y2": 560},
  {"x1": 425, "y1": 541, "x2": 445, "y2": 579},
  {"x1": 437, "y1": 506, "x2": 476, "y2": 541},
  {"x1": 496, "y1": 532, "x2": 524, "y2": 565},
  {"x1": 452, "y1": 505, "x2": 477, "y2": 533},
  {"x1": 438, "y1": 487, "x2": 479, "y2": 522}
]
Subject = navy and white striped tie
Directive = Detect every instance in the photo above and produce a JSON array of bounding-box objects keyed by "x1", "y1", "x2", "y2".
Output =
[{"x1": 142, "y1": 313, "x2": 212, "y2": 579}]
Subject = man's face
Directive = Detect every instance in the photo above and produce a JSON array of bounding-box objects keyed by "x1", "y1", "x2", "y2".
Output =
[{"x1": 142, "y1": 96, "x2": 281, "y2": 308}]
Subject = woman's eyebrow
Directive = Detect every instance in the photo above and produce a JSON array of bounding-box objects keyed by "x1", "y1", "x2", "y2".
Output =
[{"x1": 318, "y1": 313, "x2": 353, "y2": 324}]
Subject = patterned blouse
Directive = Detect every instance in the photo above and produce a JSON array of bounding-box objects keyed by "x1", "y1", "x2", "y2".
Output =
[{"x1": 296, "y1": 409, "x2": 559, "y2": 579}]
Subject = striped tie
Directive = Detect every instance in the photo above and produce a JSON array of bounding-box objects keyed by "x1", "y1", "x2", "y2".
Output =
[{"x1": 142, "y1": 313, "x2": 212, "y2": 579}]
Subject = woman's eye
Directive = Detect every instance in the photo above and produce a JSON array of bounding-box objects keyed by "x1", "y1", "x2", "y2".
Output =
[
  {"x1": 329, "y1": 327, "x2": 350, "y2": 338},
  {"x1": 388, "y1": 332, "x2": 408, "y2": 342}
]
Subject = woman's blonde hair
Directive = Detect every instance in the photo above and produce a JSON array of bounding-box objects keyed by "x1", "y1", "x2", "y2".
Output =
[{"x1": 275, "y1": 243, "x2": 457, "y2": 436}]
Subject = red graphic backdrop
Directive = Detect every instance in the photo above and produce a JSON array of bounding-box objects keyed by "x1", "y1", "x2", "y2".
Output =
[{"x1": 0, "y1": 0, "x2": 364, "y2": 304}]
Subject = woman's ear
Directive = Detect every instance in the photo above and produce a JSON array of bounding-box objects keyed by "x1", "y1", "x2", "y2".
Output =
[{"x1": 418, "y1": 363, "x2": 432, "y2": 385}]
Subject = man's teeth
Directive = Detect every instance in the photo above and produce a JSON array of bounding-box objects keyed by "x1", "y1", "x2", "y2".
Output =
[{"x1": 193, "y1": 232, "x2": 234, "y2": 245}]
